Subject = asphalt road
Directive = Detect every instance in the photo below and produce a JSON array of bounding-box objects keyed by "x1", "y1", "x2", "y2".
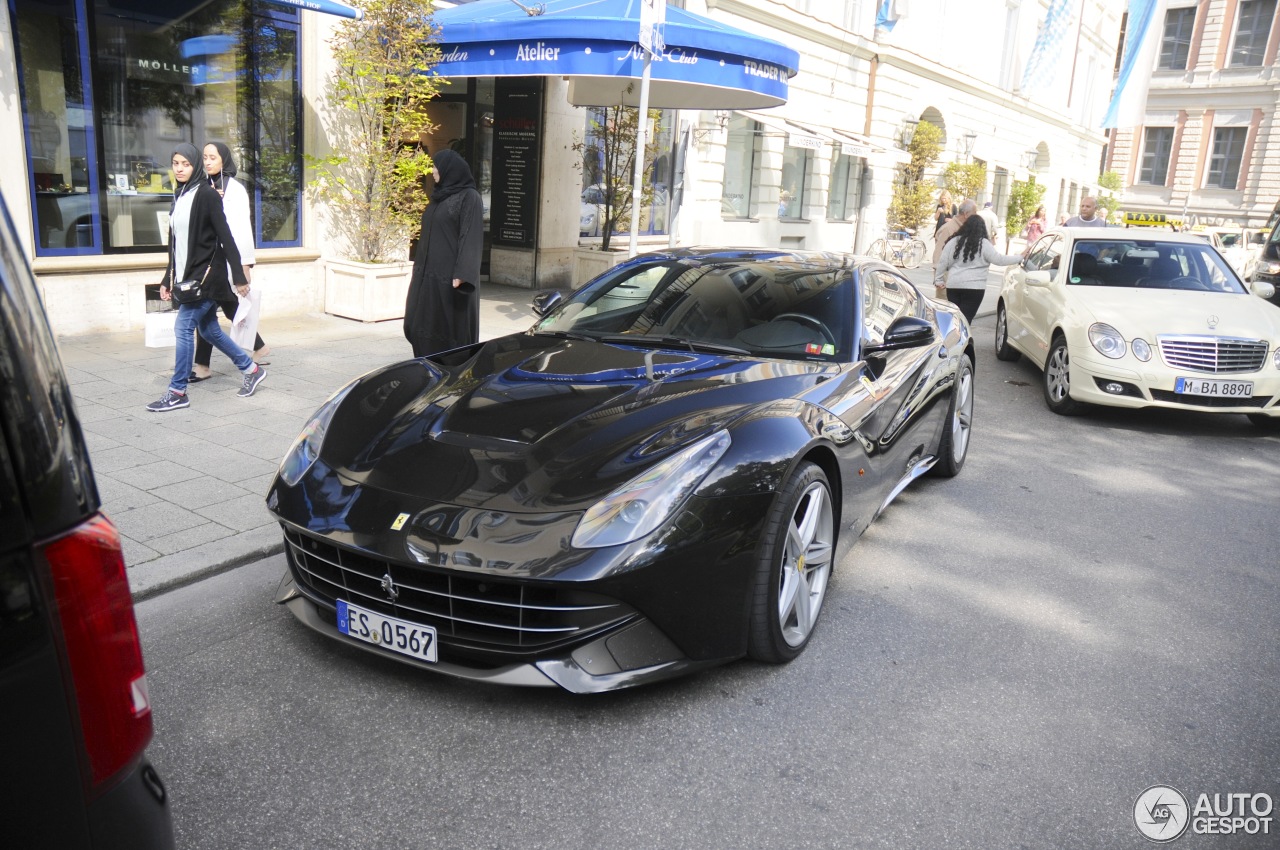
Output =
[{"x1": 136, "y1": 316, "x2": 1280, "y2": 849}]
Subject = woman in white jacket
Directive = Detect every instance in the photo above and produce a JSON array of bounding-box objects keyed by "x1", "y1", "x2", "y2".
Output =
[
  {"x1": 933, "y1": 214, "x2": 1023, "y2": 323},
  {"x1": 191, "y1": 142, "x2": 269, "y2": 380}
]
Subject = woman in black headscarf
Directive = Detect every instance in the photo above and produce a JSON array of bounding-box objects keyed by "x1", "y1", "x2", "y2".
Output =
[
  {"x1": 147, "y1": 143, "x2": 265, "y2": 412},
  {"x1": 403, "y1": 149, "x2": 485, "y2": 357}
]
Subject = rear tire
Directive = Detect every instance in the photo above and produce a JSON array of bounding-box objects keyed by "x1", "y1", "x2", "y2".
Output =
[
  {"x1": 1043, "y1": 334, "x2": 1082, "y2": 415},
  {"x1": 932, "y1": 355, "x2": 974, "y2": 477},
  {"x1": 868, "y1": 239, "x2": 887, "y2": 262},
  {"x1": 904, "y1": 239, "x2": 927, "y2": 269},
  {"x1": 747, "y1": 462, "x2": 835, "y2": 664},
  {"x1": 994, "y1": 302, "x2": 1021, "y2": 362}
]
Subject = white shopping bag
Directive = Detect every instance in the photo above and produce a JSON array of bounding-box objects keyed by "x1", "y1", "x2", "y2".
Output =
[
  {"x1": 144, "y1": 311, "x2": 177, "y2": 348},
  {"x1": 230, "y1": 288, "x2": 262, "y2": 350}
]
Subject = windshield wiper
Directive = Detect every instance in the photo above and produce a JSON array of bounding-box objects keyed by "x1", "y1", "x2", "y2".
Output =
[
  {"x1": 532, "y1": 329, "x2": 599, "y2": 342},
  {"x1": 598, "y1": 334, "x2": 749, "y2": 356}
]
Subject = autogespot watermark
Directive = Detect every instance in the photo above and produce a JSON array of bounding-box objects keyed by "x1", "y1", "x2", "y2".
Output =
[{"x1": 1134, "y1": 785, "x2": 1275, "y2": 842}]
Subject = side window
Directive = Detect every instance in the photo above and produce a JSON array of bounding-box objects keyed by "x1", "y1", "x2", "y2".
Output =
[
  {"x1": 1025, "y1": 235, "x2": 1061, "y2": 275},
  {"x1": 861, "y1": 270, "x2": 913, "y2": 348}
]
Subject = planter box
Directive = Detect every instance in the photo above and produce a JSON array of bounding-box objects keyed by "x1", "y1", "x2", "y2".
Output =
[
  {"x1": 572, "y1": 247, "x2": 630, "y2": 289},
  {"x1": 324, "y1": 258, "x2": 414, "y2": 322}
]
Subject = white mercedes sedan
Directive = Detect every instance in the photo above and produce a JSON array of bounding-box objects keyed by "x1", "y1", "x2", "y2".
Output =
[{"x1": 995, "y1": 227, "x2": 1280, "y2": 428}]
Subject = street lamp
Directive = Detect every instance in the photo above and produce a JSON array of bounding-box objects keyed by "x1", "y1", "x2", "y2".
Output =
[
  {"x1": 962, "y1": 132, "x2": 977, "y2": 162},
  {"x1": 1023, "y1": 149, "x2": 1038, "y2": 171},
  {"x1": 901, "y1": 117, "x2": 918, "y2": 148}
]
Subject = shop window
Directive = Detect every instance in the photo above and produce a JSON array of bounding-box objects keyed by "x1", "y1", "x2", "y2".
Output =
[
  {"x1": 1230, "y1": 0, "x2": 1276, "y2": 66},
  {"x1": 1139, "y1": 127, "x2": 1174, "y2": 185},
  {"x1": 14, "y1": 0, "x2": 301, "y2": 256},
  {"x1": 1159, "y1": 7, "x2": 1195, "y2": 70},
  {"x1": 1206, "y1": 127, "x2": 1247, "y2": 189},
  {"x1": 779, "y1": 144, "x2": 811, "y2": 220},
  {"x1": 827, "y1": 144, "x2": 862, "y2": 222},
  {"x1": 13, "y1": 0, "x2": 99, "y2": 253},
  {"x1": 578, "y1": 106, "x2": 673, "y2": 238},
  {"x1": 722, "y1": 115, "x2": 759, "y2": 219}
]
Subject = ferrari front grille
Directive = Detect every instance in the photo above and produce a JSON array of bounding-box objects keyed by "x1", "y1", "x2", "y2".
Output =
[
  {"x1": 1157, "y1": 335, "x2": 1268, "y2": 374},
  {"x1": 282, "y1": 526, "x2": 633, "y2": 651}
]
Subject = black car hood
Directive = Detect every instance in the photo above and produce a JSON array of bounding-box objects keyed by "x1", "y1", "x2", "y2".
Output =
[{"x1": 319, "y1": 333, "x2": 837, "y2": 512}]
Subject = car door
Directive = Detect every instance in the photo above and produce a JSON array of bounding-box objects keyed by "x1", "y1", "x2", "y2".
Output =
[
  {"x1": 1014, "y1": 234, "x2": 1064, "y2": 364},
  {"x1": 836, "y1": 269, "x2": 945, "y2": 528}
]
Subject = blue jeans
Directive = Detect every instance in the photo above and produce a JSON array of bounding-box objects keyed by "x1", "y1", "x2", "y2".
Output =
[{"x1": 170, "y1": 299, "x2": 253, "y2": 393}]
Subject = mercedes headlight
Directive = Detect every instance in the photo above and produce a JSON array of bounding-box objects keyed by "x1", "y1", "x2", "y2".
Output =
[
  {"x1": 1088, "y1": 323, "x2": 1126, "y2": 359},
  {"x1": 1131, "y1": 337, "x2": 1152, "y2": 362},
  {"x1": 277, "y1": 382, "x2": 355, "y2": 486},
  {"x1": 572, "y1": 430, "x2": 731, "y2": 549}
]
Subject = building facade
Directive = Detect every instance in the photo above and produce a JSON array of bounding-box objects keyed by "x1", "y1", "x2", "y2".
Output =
[
  {"x1": 2, "y1": 0, "x2": 1125, "y2": 335},
  {"x1": 1105, "y1": 0, "x2": 1279, "y2": 229}
]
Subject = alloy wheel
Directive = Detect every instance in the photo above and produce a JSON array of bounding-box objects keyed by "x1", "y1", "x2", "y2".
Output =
[{"x1": 777, "y1": 481, "x2": 834, "y2": 648}]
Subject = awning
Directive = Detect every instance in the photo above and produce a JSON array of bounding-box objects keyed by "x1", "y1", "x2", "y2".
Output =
[
  {"x1": 430, "y1": 0, "x2": 800, "y2": 109},
  {"x1": 736, "y1": 111, "x2": 902, "y2": 161},
  {"x1": 261, "y1": 0, "x2": 362, "y2": 19}
]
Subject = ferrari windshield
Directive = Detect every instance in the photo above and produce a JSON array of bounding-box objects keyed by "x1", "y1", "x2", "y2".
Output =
[
  {"x1": 533, "y1": 259, "x2": 857, "y2": 362},
  {"x1": 1067, "y1": 239, "x2": 1247, "y2": 293}
]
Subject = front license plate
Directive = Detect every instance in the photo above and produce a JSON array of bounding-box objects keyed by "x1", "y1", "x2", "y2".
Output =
[
  {"x1": 1174, "y1": 377, "x2": 1254, "y2": 397},
  {"x1": 337, "y1": 599, "x2": 437, "y2": 663}
]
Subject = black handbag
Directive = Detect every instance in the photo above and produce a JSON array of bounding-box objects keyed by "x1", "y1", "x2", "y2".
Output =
[{"x1": 171, "y1": 266, "x2": 210, "y2": 304}]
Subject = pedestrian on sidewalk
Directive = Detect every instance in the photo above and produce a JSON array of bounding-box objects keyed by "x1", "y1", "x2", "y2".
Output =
[
  {"x1": 934, "y1": 190, "x2": 956, "y2": 235},
  {"x1": 191, "y1": 142, "x2": 269, "y2": 382},
  {"x1": 933, "y1": 213, "x2": 1024, "y2": 324},
  {"x1": 1022, "y1": 205, "x2": 1047, "y2": 253},
  {"x1": 932, "y1": 199, "x2": 976, "y2": 265},
  {"x1": 147, "y1": 143, "x2": 266, "y2": 412},
  {"x1": 1065, "y1": 196, "x2": 1107, "y2": 227},
  {"x1": 404, "y1": 149, "x2": 485, "y2": 357}
]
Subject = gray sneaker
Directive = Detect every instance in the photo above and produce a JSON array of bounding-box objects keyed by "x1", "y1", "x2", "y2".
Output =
[
  {"x1": 238, "y1": 366, "x2": 266, "y2": 398},
  {"x1": 146, "y1": 389, "x2": 189, "y2": 412}
]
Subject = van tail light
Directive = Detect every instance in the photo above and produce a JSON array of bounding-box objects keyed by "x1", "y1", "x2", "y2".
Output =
[{"x1": 42, "y1": 514, "x2": 153, "y2": 794}]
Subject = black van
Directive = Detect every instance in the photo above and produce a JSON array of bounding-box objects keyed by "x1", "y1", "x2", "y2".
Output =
[{"x1": 0, "y1": 194, "x2": 174, "y2": 846}]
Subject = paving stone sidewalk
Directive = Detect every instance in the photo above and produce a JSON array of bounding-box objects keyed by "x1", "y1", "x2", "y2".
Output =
[{"x1": 57, "y1": 283, "x2": 541, "y2": 601}]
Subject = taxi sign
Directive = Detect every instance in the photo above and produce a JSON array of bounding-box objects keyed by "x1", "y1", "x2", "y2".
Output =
[{"x1": 1123, "y1": 211, "x2": 1183, "y2": 228}]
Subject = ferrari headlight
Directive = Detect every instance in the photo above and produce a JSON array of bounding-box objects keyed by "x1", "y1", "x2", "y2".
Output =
[
  {"x1": 277, "y1": 382, "x2": 355, "y2": 486},
  {"x1": 1131, "y1": 337, "x2": 1152, "y2": 362},
  {"x1": 1088, "y1": 323, "x2": 1126, "y2": 359},
  {"x1": 572, "y1": 430, "x2": 731, "y2": 549}
]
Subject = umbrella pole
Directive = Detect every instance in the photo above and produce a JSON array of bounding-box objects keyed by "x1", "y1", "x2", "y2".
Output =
[{"x1": 628, "y1": 50, "x2": 652, "y2": 258}]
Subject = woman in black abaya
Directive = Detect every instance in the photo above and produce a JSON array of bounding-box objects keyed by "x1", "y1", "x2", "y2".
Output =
[{"x1": 403, "y1": 149, "x2": 485, "y2": 357}]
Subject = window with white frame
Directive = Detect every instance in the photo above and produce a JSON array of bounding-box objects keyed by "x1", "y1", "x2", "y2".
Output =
[
  {"x1": 722, "y1": 115, "x2": 759, "y2": 218},
  {"x1": 1206, "y1": 126, "x2": 1247, "y2": 189},
  {"x1": 1230, "y1": 0, "x2": 1277, "y2": 66},
  {"x1": 828, "y1": 144, "x2": 863, "y2": 221},
  {"x1": 779, "y1": 143, "x2": 812, "y2": 220},
  {"x1": 1139, "y1": 127, "x2": 1174, "y2": 184},
  {"x1": 1159, "y1": 6, "x2": 1196, "y2": 70}
]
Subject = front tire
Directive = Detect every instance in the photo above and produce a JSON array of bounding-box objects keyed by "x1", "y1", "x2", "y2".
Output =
[
  {"x1": 1043, "y1": 334, "x2": 1082, "y2": 415},
  {"x1": 748, "y1": 462, "x2": 835, "y2": 663},
  {"x1": 1247, "y1": 413, "x2": 1280, "y2": 430},
  {"x1": 932, "y1": 355, "x2": 974, "y2": 477},
  {"x1": 994, "y1": 302, "x2": 1020, "y2": 361},
  {"x1": 868, "y1": 239, "x2": 887, "y2": 262}
]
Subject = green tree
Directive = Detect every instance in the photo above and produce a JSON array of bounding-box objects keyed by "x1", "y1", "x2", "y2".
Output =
[
  {"x1": 308, "y1": 0, "x2": 441, "y2": 263},
  {"x1": 1095, "y1": 171, "x2": 1123, "y2": 224},
  {"x1": 575, "y1": 95, "x2": 662, "y2": 252},
  {"x1": 942, "y1": 162, "x2": 986, "y2": 205},
  {"x1": 888, "y1": 120, "x2": 943, "y2": 233},
  {"x1": 1005, "y1": 179, "x2": 1047, "y2": 250}
]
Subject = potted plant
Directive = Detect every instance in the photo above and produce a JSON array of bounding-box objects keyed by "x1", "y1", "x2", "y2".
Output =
[{"x1": 310, "y1": 0, "x2": 441, "y2": 321}]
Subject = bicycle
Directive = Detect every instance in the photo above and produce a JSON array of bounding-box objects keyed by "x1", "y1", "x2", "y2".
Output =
[{"x1": 868, "y1": 228, "x2": 927, "y2": 269}]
